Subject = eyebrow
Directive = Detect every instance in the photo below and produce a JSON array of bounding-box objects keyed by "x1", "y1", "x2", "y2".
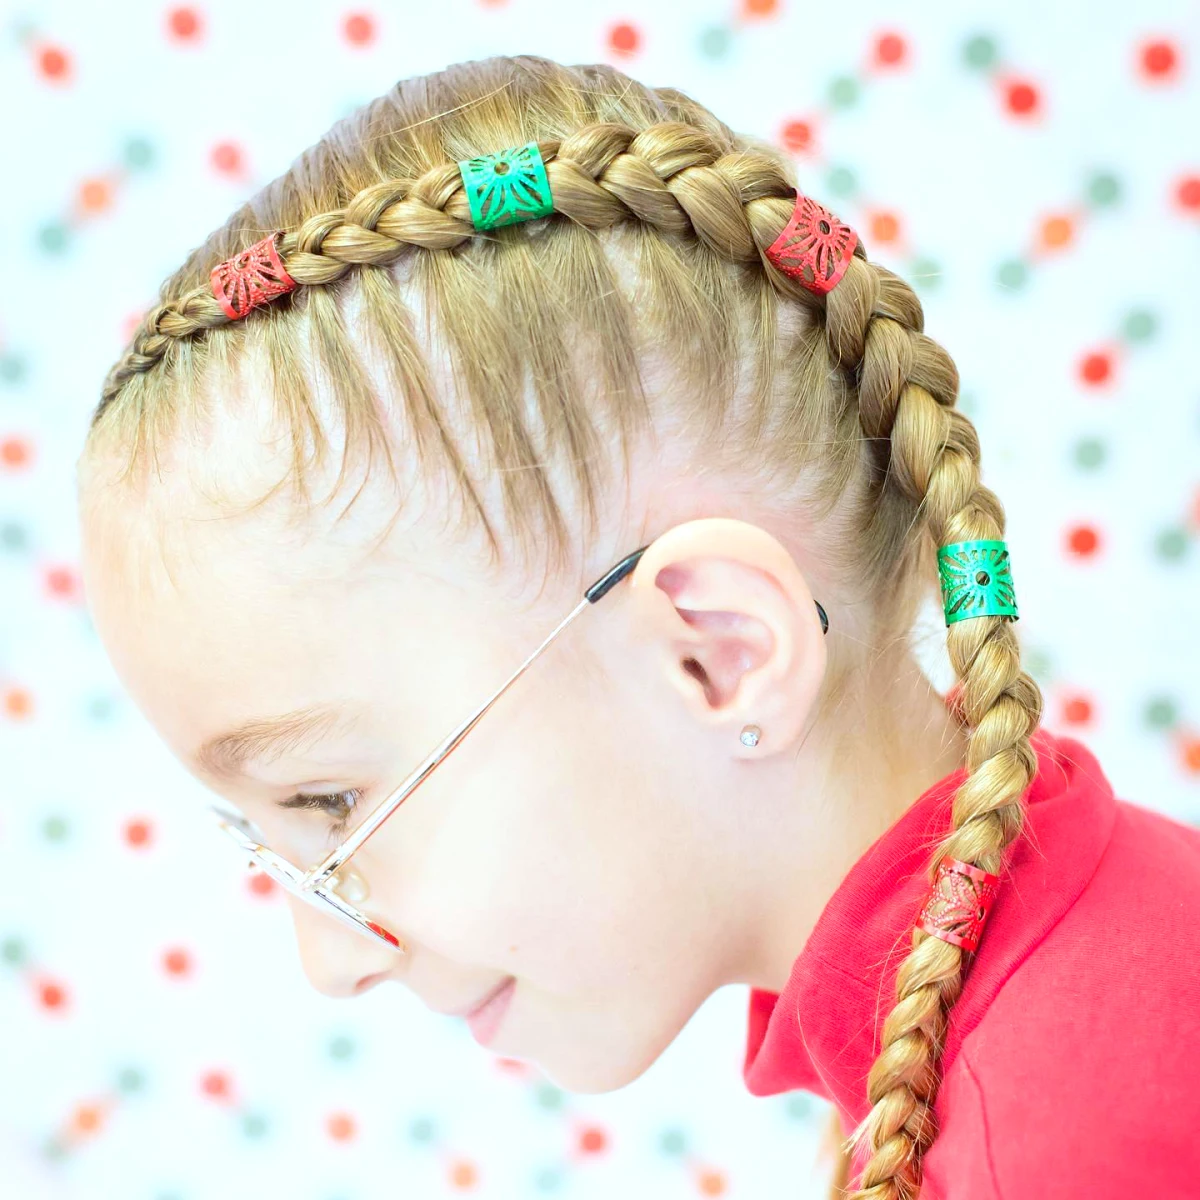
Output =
[{"x1": 196, "y1": 704, "x2": 362, "y2": 778}]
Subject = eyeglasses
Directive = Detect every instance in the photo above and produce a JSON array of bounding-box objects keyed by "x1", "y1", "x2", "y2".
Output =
[
  {"x1": 208, "y1": 542, "x2": 830, "y2": 954},
  {"x1": 208, "y1": 544, "x2": 651, "y2": 953}
]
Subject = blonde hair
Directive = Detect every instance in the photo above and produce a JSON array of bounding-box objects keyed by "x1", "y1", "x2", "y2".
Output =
[{"x1": 81, "y1": 54, "x2": 1043, "y2": 1198}]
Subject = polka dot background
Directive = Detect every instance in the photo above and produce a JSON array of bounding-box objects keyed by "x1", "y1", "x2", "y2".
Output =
[{"x1": 2, "y1": 1, "x2": 1198, "y2": 1197}]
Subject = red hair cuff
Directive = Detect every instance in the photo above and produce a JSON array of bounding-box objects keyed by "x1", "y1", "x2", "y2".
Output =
[
  {"x1": 915, "y1": 856, "x2": 1001, "y2": 952},
  {"x1": 765, "y1": 191, "x2": 858, "y2": 295},
  {"x1": 210, "y1": 231, "x2": 297, "y2": 320}
]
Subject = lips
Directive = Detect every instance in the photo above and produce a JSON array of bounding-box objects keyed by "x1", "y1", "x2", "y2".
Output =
[{"x1": 462, "y1": 977, "x2": 514, "y2": 1019}]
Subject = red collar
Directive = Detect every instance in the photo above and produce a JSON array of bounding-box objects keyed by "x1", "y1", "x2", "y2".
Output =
[{"x1": 742, "y1": 724, "x2": 1117, "y2": 1123}]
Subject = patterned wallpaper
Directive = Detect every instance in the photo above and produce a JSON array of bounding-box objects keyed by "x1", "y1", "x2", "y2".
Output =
[{"x1": 2, "y1": 2, "x2": 1197, "y2": 1198}]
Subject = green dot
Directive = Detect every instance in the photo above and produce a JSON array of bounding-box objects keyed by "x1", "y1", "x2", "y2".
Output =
[
  {"x1": 39, "y1": 222, "x2": 70, "y2": 254},
  {"x1": 828, "y1": 76, "x2": 859, "y2": 109},
  {"x1": 1122, "y1": 309, "x2": 1157, "y2": 342},
  {"x1": 116, "y1": 1065, "x2": 145, "y2": 1094},
  {"x1": 42, "y1": 1137, "x2": 67, "y2": 1163},
  {"x1": 1155, "y1": 526, "x2": 1189, "y2": 560},
  {"x1": 1024, "y1": 645, "x2": 1054, "y2": 681},
  {"x1": 534, "y1": 1082, "x2": 564, "y2": 1110},
  {"x1": 2, "y1": 936, "x2": 29, "y2": 967},
  {"x1": 1144, "y1": 696, "x2": 1178, "y2": 730},
  {"x1": 996, "y1": 259, "x2": 1029, "y2": 292},
  {"x1": 534, "y1": 1166, "x2": 564, "y2": 1191},
  {"x1": 409, "y1": 1115, "x2": 436, "y2": 1143},
  {"x1": 785, "y1": 1093, "x2": 814, "y2": 1120},
  {"x1": 241, "y1": 1111, "x2": 269, "y2": 1139},
  {"x1": 153, "y1": 1192, "x2": 185, "y2": 1200},
  {"x1": 1, "y1": 522, "x2": 29, "y2": 552},
  {"x1": 1087, "y1": 171, "x2": 1121, "y2": 208},
  {"x1": 42, "y1": 815, "x2": 70, "y2": 842},
  {"x1": 328, "y1": 1033, "x2": 357, "y2": 1061},
  {"x1": 958, "y1": 390, "x2": 978, "y2": 417},
  {"x1": 87, "y1": 694, "x2": 117, "y2": 722},
  {"x1": 124, "y1": 136, "x2": 155, "y2": 170},
  {"x1": 1073, "y1": 436, "x2": 1107, "y2": 469},
  {"x1": 698, "y1": 26, "x2": 731, "y2": 59},
  {"x1": 909, "y1": 256, "x2": 942, "y2": 292},
  {"x1": 0, "y1": 354, "x2": 26, "y2": 384},
  {"x1": 963, "y1": 34, "x2": 998, "y2": 70},
  {"x1": 825, "y1": 165, "x2": 857, "y2": 199},
  {"x1": 659, "y1": 1128, "x2": 688, "y2": 1156}
]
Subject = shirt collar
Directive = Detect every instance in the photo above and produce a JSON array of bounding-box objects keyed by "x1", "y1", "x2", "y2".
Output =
[{"x1": 742, "y1": 721, "x2": 1117, "y2": 1123}]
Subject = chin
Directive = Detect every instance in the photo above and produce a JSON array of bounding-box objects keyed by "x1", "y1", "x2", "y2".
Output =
[{"x1": 533, "y1": 1026, "x2": 677, "y2": 1095}]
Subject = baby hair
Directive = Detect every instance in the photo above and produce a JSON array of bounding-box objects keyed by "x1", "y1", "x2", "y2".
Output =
[{"x1": 80, "y1": 54, "x2": 1044, "y2": 1199}]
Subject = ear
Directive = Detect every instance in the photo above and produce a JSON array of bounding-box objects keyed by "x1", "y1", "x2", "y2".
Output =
[{"x1": 626, "y1": 518, "x2": 828, "y2": 756}]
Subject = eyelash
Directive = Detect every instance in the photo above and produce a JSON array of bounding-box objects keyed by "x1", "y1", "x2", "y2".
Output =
[{"x1": 286, "y1": 789, "x2": 363, "y2": 840}]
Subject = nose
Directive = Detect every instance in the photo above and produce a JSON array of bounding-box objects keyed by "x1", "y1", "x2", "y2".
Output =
[{"x1": 286, "y1": 894, "x2": 402, "y2": 999}]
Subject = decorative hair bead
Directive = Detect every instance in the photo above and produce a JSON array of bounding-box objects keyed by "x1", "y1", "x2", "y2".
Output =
[
  {"x1": 938, "y1": 539, "x2": 1019, "y2": 626},
  {"x1": 209, "y1": 231, "x2": 297, "y2": 320},
  {"x1": 457, "y1": 141, "x2": 555, "y2": 231},
  {"x1": 915, "y1": 856, "x2": 1001, "y2": 952},
  {"x1": 765, "y1": 191, "x2": 858, "y2": 295}
]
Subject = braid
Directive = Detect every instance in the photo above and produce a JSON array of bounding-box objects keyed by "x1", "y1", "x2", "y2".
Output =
[{"x1": 814, "y1": 254, "x2": 1044, "y2": 1197}]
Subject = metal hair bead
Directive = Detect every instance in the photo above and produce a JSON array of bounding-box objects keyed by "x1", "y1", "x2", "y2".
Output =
[
  {"x1": 938, "y1": 539, "x2": 1019, "y2": 626},
  {"x1": 457, "y1": 141, "x2": 554, "y2": 231}
]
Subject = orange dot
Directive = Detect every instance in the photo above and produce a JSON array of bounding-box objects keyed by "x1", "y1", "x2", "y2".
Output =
[
  {"x1": 870, "y1": 211, "x2": 900, "y2": 244},
  {"x1": 79, "y1": 178, "x2": 112, "y2": 213},
  {"x1": 1040, "y1": 214, "x2": 1074, "y2": 251},
  {"x1": 608, "y1": 22, "x2": 640, "y2": 56},
  {"x1": 168, "y1": 7, "x2": 202, "y2": 40},
  {"x1": 4, "y1": 687, "x2": 33, "y2": 719},
  {"x1": 1176, "y1": 175, "x2": 1200, "y2": 212},
  {"x1": 1065, "y1": 524, "x2": 1101, "y2": 558},
  {"x1": 248, "y1": 870, "x2": 276, "y2": 897},
  {"x1": 73, "y1": 1104, "x2": 104, "y2": 1134},
  {"x1": 1062, "y1": 695, "x2": 1093, "y2": 725},
  {"x1": 875, "y1": 32, "x2": 906, "y2": 67},
  {"x1": 578, "y1": 1126, "x2": 607, "y2": 1154},
  {"x1": 38, "y1": 45, "x2": 70, "y2": 81},
  {"x1": 1006, "y1": 79, "x2": 1040, "y2": 116},
  {"x1": 699, "y1": 1169, "x2": 728, "y2": 1195},
  {"x1": 344, "y1": 12, "x2": 375, "y2": 45},
  {"x1": 45, "y1": 565, "x2": 79, "y2": 598},
  {"x1": 1181, "y1": 734, "x2": 1200, "y2": 775},
  {"x1": 449, "y1": 1160, "x2": 478, "y2": 1189},
  {"x1": 40, "y1": 980, "x2": 68, "y2": 1010},
  {"x1": 1140, "y1": 40, "x2": 1178, "y2": 79},
  {"x1": 1, "y1": 437, "x2": 32, "y2": 468},
  {"x1": 741, "y1": 0, "x2": 778, "y2": 16},
  {"x1": 781, "y1": 119, "x2": 813, "y2": 154},
  {"x1": 124, "y1": 818, "x2": 153, "y2": 848},
  {"x1": 163, "y1": 947, "x2": 191, "y2": 977},
  {"x1": 211, "y1": 141, "x2": 243, "y2": 175},
  {"x1": 328, "y1": 1112, "x2": 356, "y2": 1141},
  {"x1": 201, "y1": 1070, "x2": 231, "y2": 1099},
  {"x1": 1078, "y1": 351, "x2": 1112, "y2": 387}
]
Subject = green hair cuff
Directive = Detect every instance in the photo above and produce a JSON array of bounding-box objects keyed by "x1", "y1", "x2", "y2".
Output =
[
  {"x1": 938, "y1": 539, "x2": 1019, "y2": 625},
  {"x1": 457, "y1": 141, "x2": 554, "y2": 231}
]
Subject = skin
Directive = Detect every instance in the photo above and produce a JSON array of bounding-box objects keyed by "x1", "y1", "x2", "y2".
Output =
[{"x1": 77, "y1": 393, "x2": 968, "y2": 1096}]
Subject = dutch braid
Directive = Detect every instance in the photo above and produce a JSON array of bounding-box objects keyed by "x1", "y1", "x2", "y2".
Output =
[{"x1": 92, "y1": 97, "x2": 1043, "y2": 1198}]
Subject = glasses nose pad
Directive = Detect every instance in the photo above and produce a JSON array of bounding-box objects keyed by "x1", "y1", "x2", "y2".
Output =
[{"x1": 331, "y1": 864, "x2": 370, "y2": 906}]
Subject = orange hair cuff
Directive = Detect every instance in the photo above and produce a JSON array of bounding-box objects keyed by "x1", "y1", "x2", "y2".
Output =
[{"x1": 209, "y1": 231, "x2": 297, "y2": 320}]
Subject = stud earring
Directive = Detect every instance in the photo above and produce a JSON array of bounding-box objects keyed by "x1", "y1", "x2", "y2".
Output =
[{"x1": 740, "y1": 724, "x2": 762, "y2": 748}]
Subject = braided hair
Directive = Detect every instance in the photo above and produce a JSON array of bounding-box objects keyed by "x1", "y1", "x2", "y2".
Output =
[{"x1": 83, "y1": 54, "x2": 1042, "y2": 1198}]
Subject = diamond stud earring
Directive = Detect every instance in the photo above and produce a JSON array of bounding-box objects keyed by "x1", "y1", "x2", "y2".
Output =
[{"x1": 740, "y1": 724, "x2": 762, "y2": 748}]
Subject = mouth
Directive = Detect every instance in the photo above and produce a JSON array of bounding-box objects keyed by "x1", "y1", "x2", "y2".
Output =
[{"x1": 462, "y1": 976, "x2": 515, "y2": 1019}]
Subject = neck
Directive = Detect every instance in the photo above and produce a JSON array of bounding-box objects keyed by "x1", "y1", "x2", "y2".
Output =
[{"x1": 739, "y1": 656, "x2": 970, "y2": 994}]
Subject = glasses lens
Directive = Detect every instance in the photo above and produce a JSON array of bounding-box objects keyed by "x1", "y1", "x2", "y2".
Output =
[{"x1": 210, "y1": 804, "x2": 392, "y2": 946}]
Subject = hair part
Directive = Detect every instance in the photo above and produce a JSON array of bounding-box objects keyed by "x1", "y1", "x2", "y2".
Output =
[{"x1": 80, "y1": 54, "x2": 1042, "y2": 1198}]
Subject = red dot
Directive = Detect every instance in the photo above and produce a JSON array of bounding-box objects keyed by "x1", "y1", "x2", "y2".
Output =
[
  {"x1": 37, "y1": 45, "x2": 71, "y2": 81},
  {"x1": 201, "y1": 1070, "x2": 231, "y2": 1100},
  {"x1": 1140, "y1": 39, "x2": 1178, "y2": 79},
  {"x1": 248, "y1": 870, "x2": 276, "y2": 897},
  {"x1": 124, "y1": 818, "x2": 153, "y2": 848},
  {"x1": 871, "y1": 211, "x2": 900, "y2": 245},
  {"x1": 39, "y1": 980, "x2": 68, "y2": 1010},
  {"x1": 875, "y1": 32, "x2": 907, "y2": 67},
  {"x1": 3, "y1": 688, "x2": 34, "y2": 720},
  {"x1": 1, "y1": 437, "x2": 33, "y2": 469},
  {"x1": 211, "y1": 141, "x2": 243, "y2": 176},
  {"x1": 343, "y1": 12, "x2": 376, "y2": 45},
  {"x1": 328, "y1": 1112, "x2": 357, "y2": 1141},
  {"x1": 608, "y1": 22, "x2": 640, "y2": 56},
  {"x1": 578, "y1": 1126, "x2": 608, "y2": 1154},
  {"x1": 163, "y1": 947, "x2": 192, "y2": 977},
  {"x1": 1005, "y1": 80, "x2": 1040, "y2": 117},
  {"x1": 45, "y1": 565, "x2": 79, "y2": 600},
  {"x1": 1062, "y1": 694, "x2": 1094, "y2": 725},
  {"x1": 781, "y1": 119, "x2": 813, "y2": 154},
  {"x1": 1175, "y1": 175, "x2": 1200, "y2": 212},
  {"x1": 168, "y1": 8, "x2": 202, "y2": 40},
  {"x1": 741, "y1": 0, "x2": 778, "y2": 15},
  {"x1": 1065, "y1": 524, "x2": 1101, "y2": 558},
  {"x1": 1078, "y1": 351, "x2": 1112, "y2": 387}
]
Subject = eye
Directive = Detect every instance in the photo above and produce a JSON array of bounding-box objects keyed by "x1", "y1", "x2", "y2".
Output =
[{"x1": 277, "y1": 788, "x2": 363, "y2": 839}]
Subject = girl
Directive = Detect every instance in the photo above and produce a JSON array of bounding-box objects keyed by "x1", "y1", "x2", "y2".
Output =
[{"x1": 76, "y1": 55, "x2": 1200, "y2": 1199}]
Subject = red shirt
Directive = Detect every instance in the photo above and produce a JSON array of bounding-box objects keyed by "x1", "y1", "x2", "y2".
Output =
[{"x1": 743, "y1": 724, "x2": 1200, "y2": 1198}]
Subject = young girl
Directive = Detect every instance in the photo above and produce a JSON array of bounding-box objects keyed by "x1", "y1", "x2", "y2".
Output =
[{"x1": 75, "y1": 54, "x2": 1200, "y2": 1199}]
